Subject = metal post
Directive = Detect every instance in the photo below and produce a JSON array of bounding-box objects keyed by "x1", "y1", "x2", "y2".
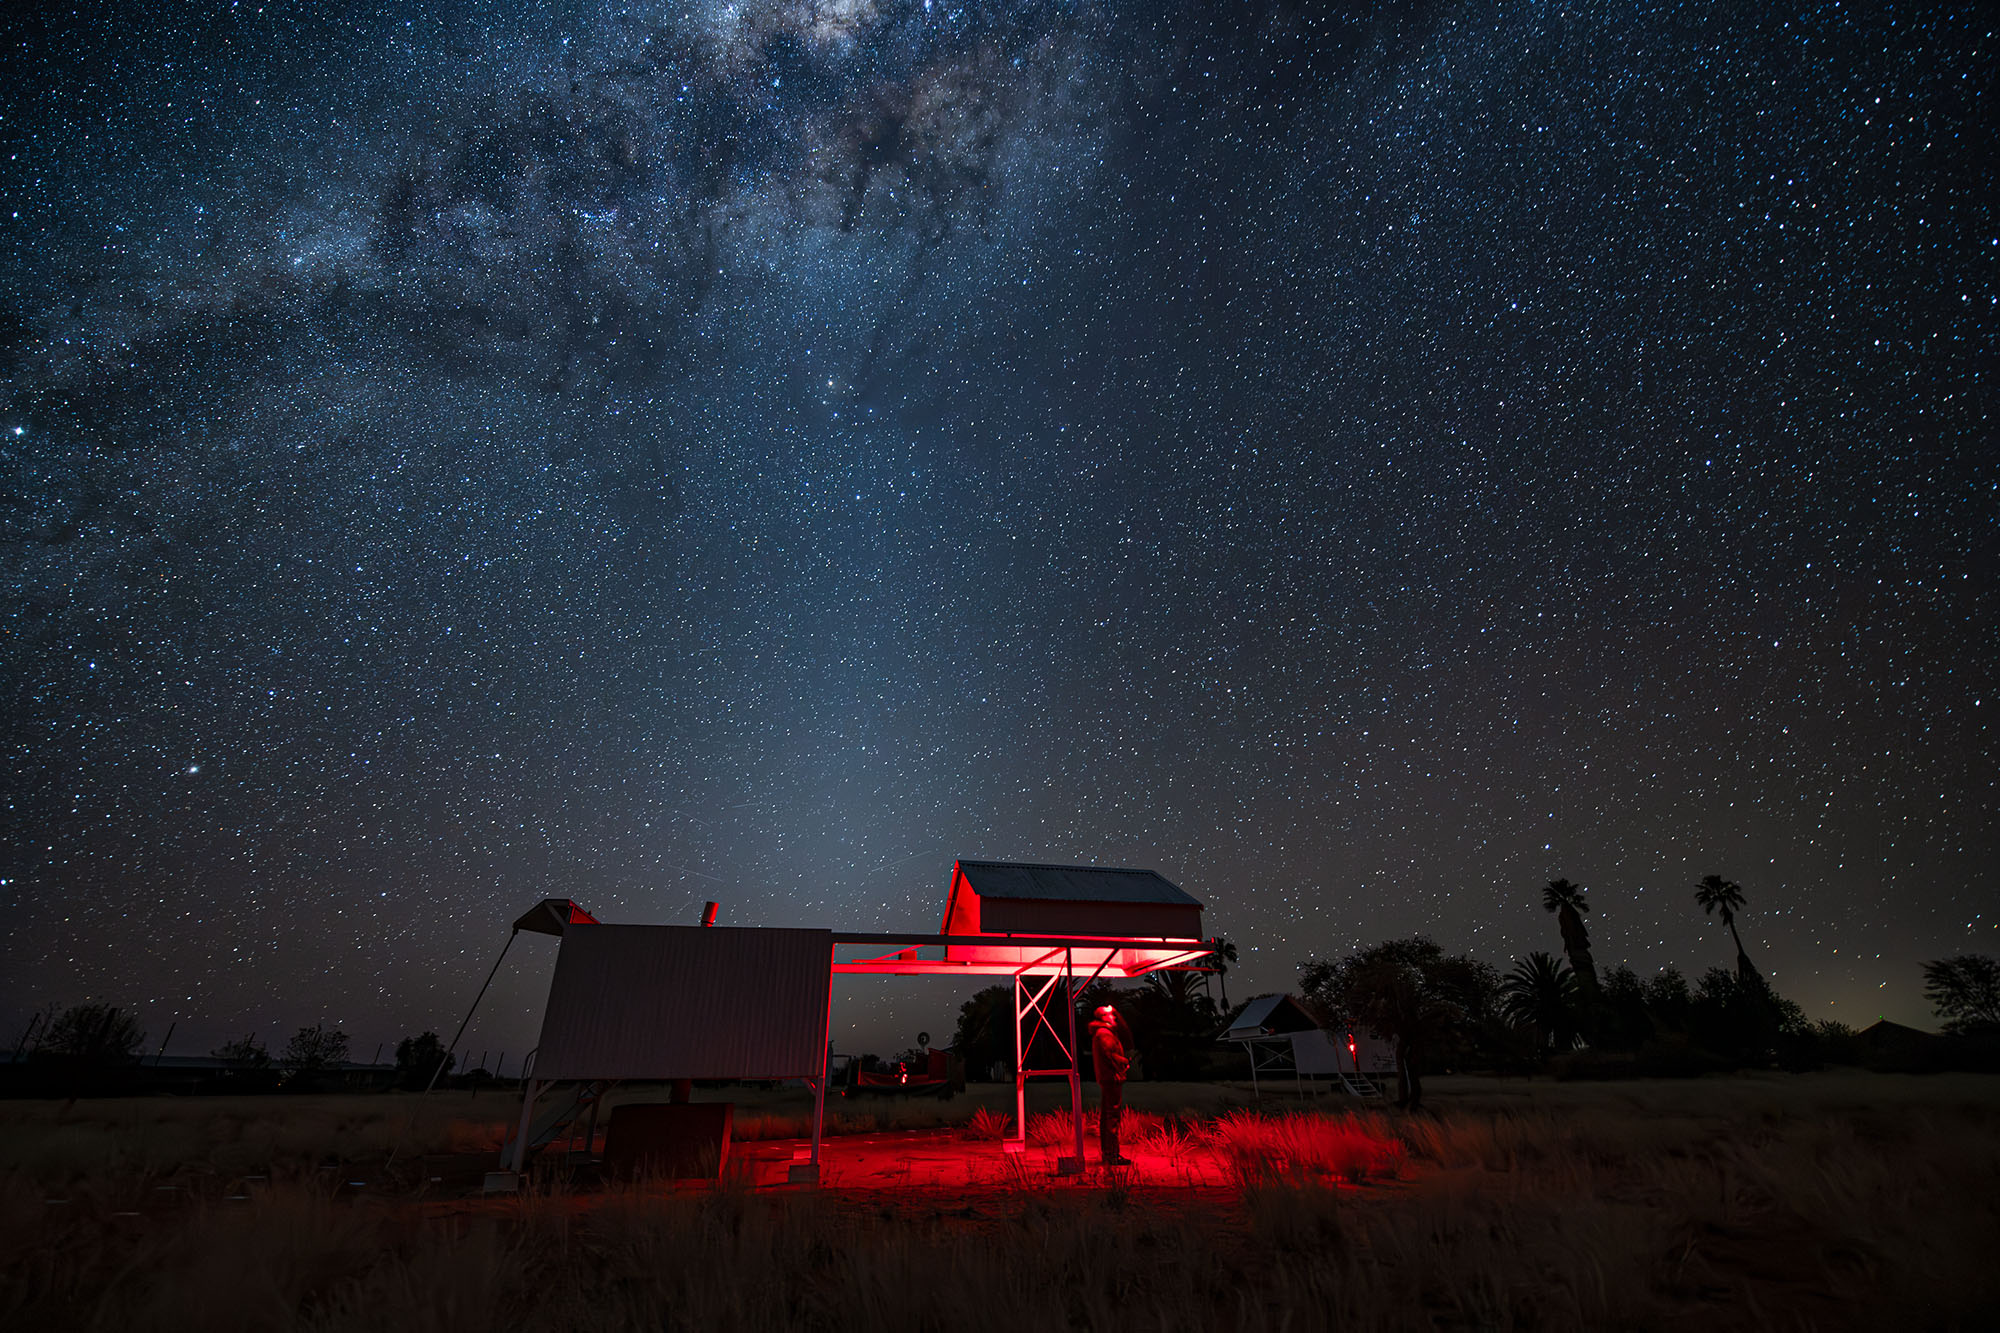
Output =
[
  {"x1": 582, "y1": 1087, "x2": 601, "y2": 1160},
  {"x1": 509, "y1": 1079, "x2": 545, "y2": 1173},
  {"x1": 790, "y1": 939, "x2": 834, "y2": 1185},
  {"x1": 153, "y1": 1021, "x2": 176, "y2": 1066},
  {"x1": 809, "y1": 1075, "x2": 826, "y2": 1166},
  {"x1": 1010, "y1": 970, "x2": 1027, "y2": 1152},
  {"x1": 811, "y1": 944, "x2": 831, "y2": 1171},
  {"x1": 1060, "y1": 948, "x2": 1084, "y2": 1175}
]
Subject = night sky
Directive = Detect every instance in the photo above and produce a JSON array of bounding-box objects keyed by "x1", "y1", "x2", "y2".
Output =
[{"x1": 3, "y1": 1, "x2": 1992, "y2": 1064}]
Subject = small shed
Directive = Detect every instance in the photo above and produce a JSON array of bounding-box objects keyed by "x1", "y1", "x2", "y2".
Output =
[
  {"x1": 1223, "y1": 994, "x2": 1322, "y2": 1044},
  {"x1": 943, "y1": 860, "x2": 1203, "y2": 939},
  {"x1": 1223, "y1": 994, "x2": 1391, "y2": 1099}
]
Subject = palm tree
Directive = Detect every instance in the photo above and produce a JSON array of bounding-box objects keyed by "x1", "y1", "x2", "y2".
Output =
[
  {"x1": 1143, "y1": 967, "x2": 1209, "y2": 1012},
  {"x1": 1139, "y1": 968, "x2": 1219, "y2": 1080},
  {"x1": 1694, "y1": 874, "x2": 1759, "y2": 980},
  {"x1": 1501, "y1": 952, "x2": 1580, "y2": 1052},
  {"x1": 1200, "y1": 937, "x2": 1239, "y2": 1009},
  {"x1": 1541, "y1": 878, "x2": 1599, "y2": 999}
]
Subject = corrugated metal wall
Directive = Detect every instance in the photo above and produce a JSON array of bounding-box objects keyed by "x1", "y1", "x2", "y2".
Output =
[
  {"x1": 533, "y1": 925, "x2": 832, "y2": 1081},
  {"x1": 976, "y1": 897, "x2": 1202, "y2": 939}
]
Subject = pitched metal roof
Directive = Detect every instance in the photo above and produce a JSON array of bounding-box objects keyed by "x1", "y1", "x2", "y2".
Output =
[
  {"x1": 954, "y1": 860, "x2": 1200, "y2": 907},
  {"x1": 1222, "y1": 993, "x2": 1321, "y2": 1040}
]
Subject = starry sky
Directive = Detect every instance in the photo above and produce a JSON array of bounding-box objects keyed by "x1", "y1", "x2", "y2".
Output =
[{"x1": 2, "y1": 1, "x2": 1992, "y2": 1064}]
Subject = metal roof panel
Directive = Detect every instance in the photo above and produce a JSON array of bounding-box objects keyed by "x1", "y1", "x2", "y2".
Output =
[
  {"x1": 953, "y1": 860, "x2": 1201, "y2": 907},
  {"x1": 1222, "y1": 993, "x2": 1321, "y2": 1040},
  {"x1": 533, "y1": 925, "x2": 831, "y2": 1082}
]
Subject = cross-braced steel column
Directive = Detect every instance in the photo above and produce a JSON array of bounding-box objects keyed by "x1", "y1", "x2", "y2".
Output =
[{"x1": 1007, "y1": 947, "x2": 1072, "y2": 1157}]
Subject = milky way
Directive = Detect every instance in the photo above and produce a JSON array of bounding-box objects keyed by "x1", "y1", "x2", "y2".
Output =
[{"x1": 2, "y1": 1, "x2": 1992, "y2": 1056}]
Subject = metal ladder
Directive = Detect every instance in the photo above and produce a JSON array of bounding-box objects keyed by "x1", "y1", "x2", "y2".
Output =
[
  {"x1": 500, "y1": 1081, "x2": 609, "y2": 1162},
  {"x1": 1337, "y1": 1073, "x2": 1386, "y2": 1099}
]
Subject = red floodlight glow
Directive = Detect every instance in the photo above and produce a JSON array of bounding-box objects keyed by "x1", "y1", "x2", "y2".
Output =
[{"x1": 831, "y1": 934, "x2": 1214, "y2": 978}]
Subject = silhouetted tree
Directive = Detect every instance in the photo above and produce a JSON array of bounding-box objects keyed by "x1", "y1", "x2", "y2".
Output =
[
  {"x1": 282, "y1": 1024, "x2": 349, "y2": 1088},
  {"x1": 212, "y1": 1034, "x2": 271, "y2": 1068},
  {"x1": 1140, "y1": 968, "x2": 1208, "y2": 1011},
  {"x1": 1127, "y1": 969, "x2": 1219, "y2": 1080},
  {"x1": 1695, "y1": 875, "x2": 1759, "y2": 980},
  {"x1": 1811, "y1": 1020, "x2": 1864, "y2": 1065},
  {"x1": 1689, "y1": 967, "x2": 1741, "y2": 1052},
  {"x1": 1200, "y1": 937, "x2": 1239, "y2": 1009},
  {"x1": 36, "y1": 1003, "x2": 144, "y2": 1098},
  {"x1": 950, "y1": 985, "x2": 1013, "y2": 1080},
  {"x1": 1501, "y1": 952, "x2": 1579, "y2": 1052},
  {"x1": 1643, "y1": 966, "x2": 1693, "y2": 1033},
  {"x1": 1299, "y1": 936, "x2": 1489, "y2": 1109},
  {"x1": 1593, "y1": 965, "x2": 1650, "y2": 1050},
  {"x1": 1690, "y1": 967, "x2": 1783, "y2": 1061},
  {"x1": 1922, "y1": 955, "x2": 2000, "y2": 1034},
  {"x1": 1541, "y1": 879, "x2": 1599, "y2": 1001},
  {"x1": 393, "y1": 1031, "x2": 454, "y2": 1090},
  {"x1": 40, "y1": 1004, "x2": 144, "y2": 1063}
]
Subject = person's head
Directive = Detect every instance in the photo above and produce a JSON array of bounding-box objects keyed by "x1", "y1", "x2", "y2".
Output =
[{"x1": 1093, "y1": 1004, "x2": 1119, "y2": 1027}]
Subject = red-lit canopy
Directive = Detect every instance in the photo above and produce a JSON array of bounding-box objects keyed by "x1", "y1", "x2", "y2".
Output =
[{"x1": 832, "y1": 931, "x2": 1213, "y2": 977}]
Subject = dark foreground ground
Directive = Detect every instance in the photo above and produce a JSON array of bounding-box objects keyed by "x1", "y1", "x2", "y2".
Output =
[{"x1": 3, "y1": 1072, "x2": 1997, "y2": 1331}]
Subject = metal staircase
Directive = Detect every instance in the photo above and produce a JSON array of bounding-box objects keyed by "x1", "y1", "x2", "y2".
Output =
[
  {"x1": 1337, "y1": 1073, "x2": 1386, "y2": 1099},
  {"x1": 500, "y1": 1080, "x2": 611, "y2": 1163}
]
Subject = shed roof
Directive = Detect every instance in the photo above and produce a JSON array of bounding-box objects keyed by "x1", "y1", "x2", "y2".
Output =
[
  {"x1": 953, "y1": 860, "x2": 1200, "y2": 906},
  {"x1": 1222, "y1": 993, "x2": 1322, "y2": 1041}
]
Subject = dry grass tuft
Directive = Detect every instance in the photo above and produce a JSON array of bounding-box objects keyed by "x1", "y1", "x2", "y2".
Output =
[
  {"x1": 1208, "y1": 1108, "x2": 1407, "y2": 1185},
  {"x1": 958, "y1": 1106, "x2": 1011, "y2": 1141}
]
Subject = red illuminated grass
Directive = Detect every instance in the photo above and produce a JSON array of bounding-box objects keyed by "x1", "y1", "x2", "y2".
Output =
[{"x1": 1206, "y1": 1108, "x2": 1407, "y2": 1184}]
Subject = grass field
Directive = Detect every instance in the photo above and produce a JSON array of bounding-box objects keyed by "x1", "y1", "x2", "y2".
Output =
[{"x1": 3, "y1": 1072, "x2": 1997, "y2": 1330}]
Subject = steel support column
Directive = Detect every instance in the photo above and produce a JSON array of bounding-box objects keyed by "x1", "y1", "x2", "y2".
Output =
[
  {"x1": 508, "y1": 1079, "x2": 544, "y2": 1173},
  {"x1": 1060, "y1": 948, "x2": 1084, "y2": 1174},
  {"x1": 790, "y1": 941, "x2": 836, "y2": 1185}
]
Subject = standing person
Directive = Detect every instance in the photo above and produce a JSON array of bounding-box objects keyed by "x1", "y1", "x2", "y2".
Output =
[{"x1": 1089, "y1": 1004, "x2": 1132, "y2": 1166}]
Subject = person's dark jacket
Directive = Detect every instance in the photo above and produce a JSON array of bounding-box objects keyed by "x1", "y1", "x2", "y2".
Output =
[{"x1": 1091, "y1": 1019, "x2": 1130, "y2": 1086}]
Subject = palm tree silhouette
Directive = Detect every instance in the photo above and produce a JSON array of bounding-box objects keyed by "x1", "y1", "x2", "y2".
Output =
[
  {"x1": 1144, "y1": 967, "x2": 1209, "y2": 1011},
  {"x1": 1201, "y1": 937, "x2": 1239, "y2": 1010},
  {"x1": 1540, "y1": 879, "x2": 1599, "y2": 999},
  {"x1": 1501, "y1": 952, "x2": 1580, "y2": 1052},
  {"x1": 1694, "y1": 874, "x2": 1759, "y2": 980}
]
